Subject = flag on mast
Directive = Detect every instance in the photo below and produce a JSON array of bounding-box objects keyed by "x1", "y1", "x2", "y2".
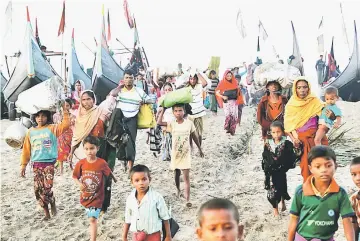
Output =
[
  {"x1": 236, "y1": 9, "x2": 246, "y2": 39},
  {"x1": 107, "y1": 9, "x2": 111, "y2": 41},
  {"x1": 124, "y1": 0, "x2": 134, "y2": 29},
  {"x1": 317, "y1": 17, "x2": 324, "y2": 54},
  {"x1": 57, "y1": 0, "x2": 65, "y2": 36},
  {"x1": 290, "y1": 21, "x2": 304, "y2": 75},
  {"x1": 258, "y1": 20, "x2": 268, "y2": 41},
  {"x1": 340, "y1": 3, "x2": 351, "y2": 55},
  {"x1": 35, "y1": 17, "x2": 41, "y2": 47}
]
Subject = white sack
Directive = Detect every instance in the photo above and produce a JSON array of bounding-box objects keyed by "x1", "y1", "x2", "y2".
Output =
[{"x1": 4, "y1": 122, "x2": 28, "y2": 149}]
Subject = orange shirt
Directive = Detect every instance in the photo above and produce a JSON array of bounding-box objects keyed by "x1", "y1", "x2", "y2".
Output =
[
  {"x1": 72, "y1": 158, "x2": 111, "y2": 208},
  {"x1": 267, "y1": 96, "x2": 283, "y2": 121}
]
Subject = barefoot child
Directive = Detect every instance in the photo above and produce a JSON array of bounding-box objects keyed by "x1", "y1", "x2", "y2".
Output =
[
  {"x1": 288, "y1": 146, "x2": 355, "y2": 241},
  {"x1": 314, "y1": 86, "x2": 342, "y2": 146},
  {"x1": 196, "y1": 198, "x2": 244, "y2": 241},
  {"x1": 53, "y1": 98, "x2": 76, "y2": 174},
  {"x1": 262, "y1": 121, "x2": 301, "y2": 217},
  {"x1": 20, "y1": 108, "x2": 70, "y2": 220},
  {"x1": 349, "y1": 157, "x2": 360, "y2": 240},
  {"x1": 72, "y1": 136, "x2": 117, "y2": 241},
  {"x1": 123, "y1": 165, "x2": 172, "y2": 241},
  {"x1": 157, "y1": 104, "x2": 204, "y2": 207}
]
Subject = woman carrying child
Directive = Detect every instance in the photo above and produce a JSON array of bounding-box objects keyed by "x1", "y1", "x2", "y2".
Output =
[
  {"x1": 262, "y1": 121, "x2": 301, "y2": 217},
  {"x1": 20, "y1": 106, "x2": 70, "y2": 220},
  {"x1": 53, "y1": 98, "x2": 76, "y2": 174}
]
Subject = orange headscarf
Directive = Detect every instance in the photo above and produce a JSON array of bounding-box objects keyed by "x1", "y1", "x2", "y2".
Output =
[{"x1": 215, "y1": 70, "x2": 244, "y2": 108}]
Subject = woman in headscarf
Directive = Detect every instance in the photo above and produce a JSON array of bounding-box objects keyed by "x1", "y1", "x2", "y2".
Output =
[
  {"x1": 257, "y1": 81, "x2": 288, "y2": 141},
  {"x1": 71, "y1": 80, "x2": 85, "y2": 110},
  {"x1": 215, "y1": 70, "x2": 244, "y2": 135},
  {"x1": 68, "y1": 90, "x2": 116, "y2": 213},
  {"x1": 284, "y1": 77, "x2": 335, "y2": 182}
]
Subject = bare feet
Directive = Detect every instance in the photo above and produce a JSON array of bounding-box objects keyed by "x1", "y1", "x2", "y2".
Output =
[
  {"x1": 273, "y1": 208, "x2": 279, "y2": 217},
  {"x1": 43, "y1": 206, "x2": 51, "y2": 220},
  {"x1": 280, "y1": 201, "x2": 286, "y2": 212}
]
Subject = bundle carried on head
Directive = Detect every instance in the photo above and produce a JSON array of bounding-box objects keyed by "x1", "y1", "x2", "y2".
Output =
[
  {"x1": 16, "y1": 76, "x2": 69, "y2": 115},
  {"x1": 253, "y1": 62, "x2": 301, "y2": 90},
  {"x1": 158, "y1": 87, "x2": 193, "y2": 108}
]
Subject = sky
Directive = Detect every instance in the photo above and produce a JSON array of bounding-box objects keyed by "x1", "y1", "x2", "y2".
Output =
[{"x1": 1, "y1": 0, "x2": 360, "y2": 92}]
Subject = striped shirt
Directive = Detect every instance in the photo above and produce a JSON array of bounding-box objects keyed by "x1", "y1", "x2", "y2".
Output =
[
  {"x1": 189, "y1": 84, "x2": 206, "y2": 118},
  {"x1": 116, "y1": 86, "x2": 151, "y2": 118},
  {"x1": 208, "y1": 78, "x2": 219, "y2": 94},
  {"x1": 125, "y1": 187, "x2": 170, "y2": 234}
]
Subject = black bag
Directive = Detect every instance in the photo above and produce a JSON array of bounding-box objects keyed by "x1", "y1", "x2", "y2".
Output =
[
  {"x1": 223, "y1": 89, "x2": 238, "y2": 100},
  {"x1": 162, "y1": 218, "x2": 180, "y2": 241}
]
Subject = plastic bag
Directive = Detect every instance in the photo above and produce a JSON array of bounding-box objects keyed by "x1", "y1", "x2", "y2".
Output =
[
  {"x1": 159, "y1": 87, "x2": 193, "y2": 108},
  {"x1": 16, "y1": 76, "x2": 68, "y2": 115},
  {"x1": 4, "y1": 122, "x2": 28, "y2": 149},
  {"x1": 137, "y1": 104, "x2": 156, "y2": 129}
]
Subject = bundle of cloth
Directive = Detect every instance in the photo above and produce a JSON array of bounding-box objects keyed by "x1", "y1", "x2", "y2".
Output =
[
  {"x1": 16, "y1": 76, "x2": 69, "y2": 115},
  {"x1": 253, "y1": 62, "x2": 301, "y2": 90}
]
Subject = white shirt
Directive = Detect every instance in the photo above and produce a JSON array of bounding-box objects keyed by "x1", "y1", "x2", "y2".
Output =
[
  {"x1": 189, "y1": 83, "x2": 206, "y2": 118},
  {"x1": 125, "y1": 187, "x2": 170, "y2": 234},
  {"x1": 116, "y1": 87, "x2": 151, "y2": 118}
]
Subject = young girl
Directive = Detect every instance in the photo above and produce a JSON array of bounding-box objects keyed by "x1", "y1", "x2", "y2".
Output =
[
  {"x1": 53, "y1": 98, "x2": 76, "y2": 174},
  {"x1": 262, "y1": 121, "x2": 301, "y2": 217},
  {"x1": 20, "y1": 107, "x2": 70, "y2": 220},
  {"x1": 158, "y1": 104, "x2": 204, "y2": 207}
]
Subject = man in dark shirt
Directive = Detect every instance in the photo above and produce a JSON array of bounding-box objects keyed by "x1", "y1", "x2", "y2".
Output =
[{"x1": 315, "y1": 55, "x2": 326, "y2": 85}]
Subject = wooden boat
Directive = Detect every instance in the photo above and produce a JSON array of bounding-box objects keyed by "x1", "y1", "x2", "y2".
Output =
[
  {"x1": 67, "y1": 29, "x2": 92, "y2": 89},
  {"x1": 321, "y1": 21, "x2": 360, "y2": 102},
  {"x1": 2, "y1": 8, "x2": 57, "y2": 108},
  {"x1": 91, "y1": 12, "x2": 124, "y2": 103}
]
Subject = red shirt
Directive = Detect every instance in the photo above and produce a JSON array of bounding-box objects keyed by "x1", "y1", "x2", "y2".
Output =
[{"x1": 73, "y1": 158, "x2": 111, "y2": 208}]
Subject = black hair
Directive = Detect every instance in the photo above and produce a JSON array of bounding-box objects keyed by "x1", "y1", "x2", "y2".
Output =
[
  {"x1": 350, "y1": 157, "x2": 360, "y2": 166},
  {"x1": 197, "y1": 198, "x2": 240, "y2": 226},
  {"x1": 31, "y1": 110, "x2": 53, "y2": 126},
  {"x1": 130, "y1": 164, "x2": 151, "y2": 180},
  {"x1": 163, "y1": 82, "x2": 174, "y2": 90},
  {"x1": 308, "y1": 146, "x2": 337, "y2": 165},
  {"x1": 209, "y1": 70, "x2": 216, "y2": 75},
  {"x1": 324, "y1": 86, "x2": 339, "y2": 96},
  {"x1": 82, "y1": 90, "x2": 96, "y2": 102},
  {"x1": 172, "y1": 103, "x2": 185, "y2": 110},
  {"x1": 235, "y1": 74, "x2": 242, "y2": 80},
  {"x1": 64, "y1": 98, "x2": 73, "y2": 107},
  {"x1": 124, "y1": 69, "x2": 134, "y2": 76},
  {"x1": 270, "y1": 121, "x2": 285, "y2": 132},
  {"x1": 83, "y1": 135, "x2": 100, "y2": 147},
  {"x1": 266, "y1": 81, "x2": 282, "y2": 96}
]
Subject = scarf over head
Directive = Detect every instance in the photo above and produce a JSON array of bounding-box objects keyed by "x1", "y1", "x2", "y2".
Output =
[
  {"x1": 72, "y1": 80, "x2": 86, "y2": 100},
  {"x1": 215, "y1": 70, "x2": 244, "y2": 108},
  {"x1": 71, "y1": 90, "x2": 104, "y2": 147},
  {"x1": 284, "y1": 76, "x2": 324, "y2": 133}
]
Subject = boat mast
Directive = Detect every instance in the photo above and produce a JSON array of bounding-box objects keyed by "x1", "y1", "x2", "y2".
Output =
[{"x1": 340, "y1": 3, "x2": 351, "y2": 57}]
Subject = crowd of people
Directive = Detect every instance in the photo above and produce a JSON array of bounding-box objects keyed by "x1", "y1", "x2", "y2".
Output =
[{"x1": 18, "y1": 63, "x2": 360, "y2": 241}]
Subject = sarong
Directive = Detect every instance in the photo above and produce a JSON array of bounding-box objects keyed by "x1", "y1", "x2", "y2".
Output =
[
  {"x1": 97, "y1": 138, "x2": 116, "y2": 213},
  {"x1": 118, "y1": 115, "x2": 138, "y2": 162},
  {"x1": 298, "y1": 128, "x2": 328, "y2": 182},
  {"x1": 57, "y1": 128, "x2": 73, "y2": 162},
  {"x1": 209, "y1": 94, "x2": 218, "y2": 113},
  {"x1": 224, "y1": 100, "x2": 238, "y2": 135},
  {"x1": 33, "y1": 163, "x2": 55, "y2": 207},
  {"x1": 132, "y1": 231, "x2": 161, "y2": 241},
  {"x1": 193, "y1": 117, "x2": 204, "y2": 137},
  {"x1": 295, "y1": 232, "x2": 334, "y2": 241},
  {"x1": 238, "y1": 104, "x2": 244, "y2": 125},
  {"x1": 162, "y1": 132, "x2": 172, "y2": 161},
  {"x1": 150, "y1": 126, "x2": 162, "y2": 153}
]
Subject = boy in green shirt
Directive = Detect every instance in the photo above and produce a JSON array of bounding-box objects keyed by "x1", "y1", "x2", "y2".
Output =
[{"x1": 288, "y1": 146, "x2": 355, "y2": 241}]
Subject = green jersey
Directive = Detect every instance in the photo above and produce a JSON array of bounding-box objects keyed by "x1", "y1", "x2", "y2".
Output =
[{"x1": 290, "y1": 177, "x2": 355, "y2": 240}]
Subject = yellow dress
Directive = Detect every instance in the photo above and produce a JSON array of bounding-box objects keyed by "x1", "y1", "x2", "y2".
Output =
[{"x1": 167, "y1": 119, "x2": 196, "y2": 170}]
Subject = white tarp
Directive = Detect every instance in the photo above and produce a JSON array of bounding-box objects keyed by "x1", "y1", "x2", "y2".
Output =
[
  {"x1": 16, "y1": 76, "x2": 68, "y2": 115},
  {"x1": 253, "y1": 62, "x2": 301, "y2": 90}
]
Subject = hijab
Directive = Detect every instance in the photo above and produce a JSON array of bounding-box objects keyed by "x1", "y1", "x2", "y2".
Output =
[
  {"x1": 72, "y1": 80, "x2": 86, "y2": 101},
  {"x1": 284, "y1": 77, "x2": 325, "y2": 133},
  {"x1": 215, "y1": 70, "x2": 244, "y2": 108},
  {"x1": 71, "y1": 90, "x2": 103, "y2": 147}
]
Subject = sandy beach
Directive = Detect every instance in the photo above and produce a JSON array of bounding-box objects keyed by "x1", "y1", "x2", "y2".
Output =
[{"x1": 1, "y1": 101, "x2": 359, "y2": 241}]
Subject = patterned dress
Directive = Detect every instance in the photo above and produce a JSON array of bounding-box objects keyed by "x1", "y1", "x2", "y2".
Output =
[{"x1": 53, "y1": 112, "x2": 76, "y2": 162}]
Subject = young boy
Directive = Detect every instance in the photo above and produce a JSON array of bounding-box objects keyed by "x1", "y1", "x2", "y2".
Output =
[
  {"x1": 196, "y1": 198, "x2": 244, "y2": 241},
  {"x1": 122, "y1": 165, "x2": 172, "y2": 241},
  {"x1": 157, "y1": 104, "x2": 204, "y2": 207},
  {"x1": 73, "y1": 136, "x2": 116, "y2": 241},
  {"x1": 288, "y1": 146, "x2": 355, "y2": 241},
  {"x1": 350, "y1": 157, "x2": 360, "y2": 241},
  {"x1": 314, "y1": 86, "x2": 342, "y2": 146}
]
